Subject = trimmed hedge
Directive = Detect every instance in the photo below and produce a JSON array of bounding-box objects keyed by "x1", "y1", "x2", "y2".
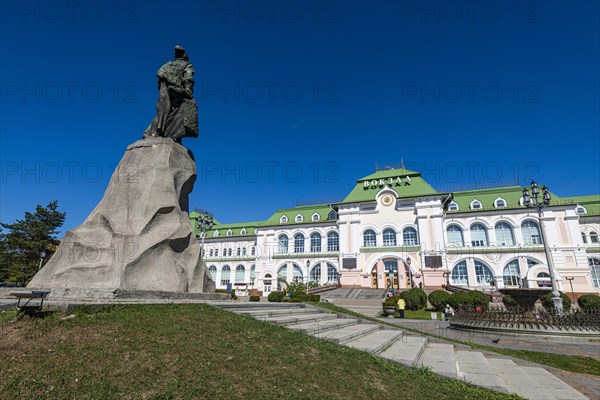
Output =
[
  {"x1": 249, "y1": 295, "x2": 260, "y2": 302},
  {"x1": 399, "y1": 288, "x2": 427, "y2": 311},
  {"x1": 577, "y1": 294, "x2": 600, "y2": 311},
  {"x1": 428, "y1": 290, "x2": 451, "y2": 311},
  {"x1": 267, "y1": 291, "x2": 284, "y2": 302},
  {"x1": 541, "y1": 291, "x2": 571, "y2": 312},
  {"x1": 469, "y1": 290, "x2": 490, "y2": 308},
  {"x1": 448, "y1": 292, "x2": 473, "y2": 309}
]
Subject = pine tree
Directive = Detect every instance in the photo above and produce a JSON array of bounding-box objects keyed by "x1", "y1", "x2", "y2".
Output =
[{"x1": 0, "y1": 201, "x2": 66, "y2": 285}]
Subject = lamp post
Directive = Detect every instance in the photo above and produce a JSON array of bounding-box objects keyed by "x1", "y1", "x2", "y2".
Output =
[
  {"x1": 406, "y1": 257, "x2": 413, "y2": 288},
  {"x1": 522, "y1": 181, "x2": 562, "y2": 313},
  {"x1": 306, "y1": 260, "x2": 311, "y2": 295},
  {"x1": 38, "y1": 250, "x2": 47, "y2": 270},
  {"x1": 196, "y1": 211, "x2": 214, "y2": 257},
  {"x1": 565, "y1": 276, "x2": 575, "y2": 305}
]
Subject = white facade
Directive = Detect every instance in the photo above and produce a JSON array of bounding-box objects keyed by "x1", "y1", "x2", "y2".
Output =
[{"x1": 195, "y1": 169, "x2": 600, "y2": 296}]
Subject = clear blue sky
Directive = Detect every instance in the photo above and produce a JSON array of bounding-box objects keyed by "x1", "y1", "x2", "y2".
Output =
[{"x1": 1, "y1": 1, "x2": 599, "y2": 234}]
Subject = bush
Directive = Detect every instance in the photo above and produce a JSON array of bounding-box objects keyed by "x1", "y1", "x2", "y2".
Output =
[
  {"x1": 541, "y1": 291, "x2": 571, "y2": 312},
  {"x1": 308, "y1": 294, "x2": 320, "y2": 302},
  {"x1": 469, "y1": 291, "x2": 491, "y2": 309},
  {"x1": 267, "y1": 291, "x2": 284, "y2": 302},
  {"x1": 382, "y1": 297, "x2": 397, "y2": 307},
  {"x1": 428, "y1": 290, "x2": 451, "y2": 311},
  {"x1": 502, "y1": 294, "x2": 518, "y2": 308},
  {"x1": 448, "y1": 292, "x2": 473, "y2": 309},
  {"x1": 249, "y1": 295, "x2": 260, "y2": 302},
  {"x1": 577, "y1": 294, "x2": 600, "y2": 311},
  {"x1": 399, "y1": 288, "x2": 427, "y2": 311}
]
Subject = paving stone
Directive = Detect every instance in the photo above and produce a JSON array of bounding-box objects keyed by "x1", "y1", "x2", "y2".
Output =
[
  {"x1": 379, "y1": 336, "x2": 428, "y2": 367},
  {"x1": 456, "y1": 351, "x2": 506, "y2": 392},
  {"x1": 418, "y1": 343, "x2": 458, "y2": 378},
  {"x1": 520, "y1": 367, "x2": 589, "y2": 400},
  {"x1": 345, "y1": 329, "x2": 404, "y2": 354},
  {"x1": 488, "y1": 358, "x2": 557, "y2": 400},
  {"x1": 286, "y1": 318, "x2": 360, "y2": 334},
  {"x1": 315, "y1": 323, "x2": 380, "y2": 343}
]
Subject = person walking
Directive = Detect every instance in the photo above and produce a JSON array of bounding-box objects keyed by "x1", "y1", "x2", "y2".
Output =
[
  {"x1": 444, "y1": 304, "x2": 455, "y2": 320},
  {"x1": 397, "y1": 297, "x2": 406, "y2": 318}
]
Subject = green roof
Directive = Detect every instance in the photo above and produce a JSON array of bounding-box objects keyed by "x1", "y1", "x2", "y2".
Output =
[
  {"x1": 265, "y1": 204, "x2": 336, "y2": 226},
  {"x1": 342, "y1": 169, "x2": 438, "y2": 203},
  {"x1": 568, "y1": 195, "x2": 600, "y2": 216}
]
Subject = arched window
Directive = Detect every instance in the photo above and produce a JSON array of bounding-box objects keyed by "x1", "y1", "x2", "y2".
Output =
[
  {"x1": 277, "y1": 265, "x2": 287, "y2": 290},
  {"x1": 242, "y1": 247, "x2": 247, "y2": 256},
  {"x1": 292, "y1": 264, "x2": 303, "y2": 283},
  {"x1": 235, "y1": 265, "x2": 245, "y2": 283},
  {"x1": 537, "y1": 272, "x2": 552, "y2": 288},
  {"x1": 213, "y1": 230, "x2": 219, "y2": 237},
  {"x1": 251, "y1": 246, "x2": 256, "y2": 256},
  {"x1": 214, "y1": 248, "x2": 219, "y2": 257},
  {"x1": 226, "y1": 229, "x2": 233, "y2": 236},
  {"x1": 209, "y1": 265, "x2": 217, "y2": 281},
  {"x1": 310, "y1": 263, "x2": 321, "y2": 284},
  {"x1": 494, "y1": 198, "x2": 507, "y2": 208},
  {"x1": 236, "y1": 248, "x2": 241, "y2": 256},
  {"x1": 447, "y1": 225, "x2": 464, "y2": 247},
  {"x1": 363, "y1": 229, "x2": 376, "y2": 247},
  {"x1": 448, "y1": 201, "x2": 459, "y2": 211},
  {"x1": 383, "y1": 228, "x2": 397, "y2": 246},
  {"x1": 328, "y1": 210, "x2": 338, "y2": 220},
  {"x1": 327, "y1": 231, "x2": 339, "y2": 252},
  {"x1": 502, "y1": 260, "x2": 520, "y2": 287},
  {"x1": 312, "y1": 213, "x2": 320, "y2": 222},
  {"x1": 474, "y1": 260, "x2": 494, "y2": 286},
  {"x1": 294, "y1": 233, "x2": 305, "y2": 253},
  {"x1": 327, "y1": 263, "x2": 339, "y2": 284},
  {"x1": 403, "y1": 227, "x2": 418, "y2": 245},
  {"x1": 310, "y1": 232, "x2": 322, "y2": 252},
  {"x1": 295, "y1": 214, "x2": 303, "y2": 223},
  {"x1": 221, "y1": 265, "x2": 231, "y2": 285},
  {"x1": 522, "y1": 221, "x2": 542, "y2": 245},
  {"x1": 228, "y1": 248, "x2": 232, "y2": 257},
  {"x1": 451, "y1": 261, "x2": 469, "y2": 286},
  {"x1": 470, "y1": 199, "x2": 482, "y2": 209},
  {"x1": 278, "y1": 234, "x2": 288, "y2": 254},
  {"x1": 576, "y1": 206, "x2": 587, "y2": 215},
  {"x1": 240, "y1": 228, "x2": 247, "y2": 235},
  {"x1": 582, "y1": 233, "x2": 588, "y2": 244},
  {"x1": 280, "y1": 215, "x2": 288, "y2": 224},
  {"x1": 470, "y1": 223, "x2": 488, "y2": 247},
  {"x1": 590, "y1": 258, "x2": 600, "y2": 288},
  {"x1": 209, "y1": 249, "x2": 214, "y2": 257},
  {"x1": 590, "y1": 232, "x2": 599, "y2": 244},
  {"x1": 495, "y1": 222, "x2": 514, "y2": 246}
]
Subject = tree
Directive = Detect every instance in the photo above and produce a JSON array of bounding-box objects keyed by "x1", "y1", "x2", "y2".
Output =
[{"x1": 0, "y1": 201, "x2": 66, "y2": 285}]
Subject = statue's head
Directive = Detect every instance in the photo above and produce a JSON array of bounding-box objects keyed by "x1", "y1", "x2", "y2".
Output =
[{"x1": 174, "y1": 45, "x2": 186, "y2": 59}]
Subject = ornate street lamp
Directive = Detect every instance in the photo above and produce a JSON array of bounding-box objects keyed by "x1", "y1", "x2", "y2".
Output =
[
  {"x1": 522, "y1": 180, "x2": 562, "y2": 313},
  {"x1": 196, "y1": 211, "x2": 214, "y2": 257},
  {"x1": 406, "y1": 257, "x2": 413, "y2": 288},
  {"x1": 306, "y1": 260, "x2": 311, "y2": 295}
]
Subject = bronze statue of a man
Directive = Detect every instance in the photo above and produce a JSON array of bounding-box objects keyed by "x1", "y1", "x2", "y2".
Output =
[{"x1": 143, "y1": 45, "x2": 199, "y2": 141}]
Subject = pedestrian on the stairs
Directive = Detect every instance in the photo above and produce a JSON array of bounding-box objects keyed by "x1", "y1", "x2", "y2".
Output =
[
  {"x1": 397, "y1": 298, "x2": 406, "y2": 318},
  {"x1": 444, "y1": 304, "x2": 455, "y2": 319}
]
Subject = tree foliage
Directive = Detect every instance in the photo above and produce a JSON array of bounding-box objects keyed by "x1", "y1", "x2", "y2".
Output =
[{"x1": 0, "y1": 201, "x2": 66, "y2": 284}]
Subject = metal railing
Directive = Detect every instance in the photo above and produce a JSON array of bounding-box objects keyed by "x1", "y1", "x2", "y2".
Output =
[{"x1": 449, "y1": 307, "x2": 600, "y2": 332}]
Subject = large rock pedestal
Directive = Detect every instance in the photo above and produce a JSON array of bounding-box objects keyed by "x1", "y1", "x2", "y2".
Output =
[{"x1": 28, "y1": 138, "x2": 215, "y2": 294}]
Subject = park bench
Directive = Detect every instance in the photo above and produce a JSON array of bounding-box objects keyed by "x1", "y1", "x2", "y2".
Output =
[{"x1": 9, "y1": 290, "x2": 51, "y2": 315}]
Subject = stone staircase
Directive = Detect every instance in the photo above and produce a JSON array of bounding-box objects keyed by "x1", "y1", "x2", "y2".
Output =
[
  {"x1": 318, "y1": 287, "x2": 386, "y2": 300},
  {"x1": 212, "y1": 302, "x2": 589, "y2": 400}
]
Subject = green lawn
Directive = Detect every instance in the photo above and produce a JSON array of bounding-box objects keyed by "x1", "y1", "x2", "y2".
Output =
[
  {"x1": 0, "y1": 304, "x2": 522, "y2": 400},
  {"x1": 316, "y1": 303, "x2": 600, "y2": 377}
]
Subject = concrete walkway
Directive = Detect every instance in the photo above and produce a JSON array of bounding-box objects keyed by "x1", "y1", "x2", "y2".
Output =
[{"x1": 212, "y1": 301, "x2": 590, "y2": 400}]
